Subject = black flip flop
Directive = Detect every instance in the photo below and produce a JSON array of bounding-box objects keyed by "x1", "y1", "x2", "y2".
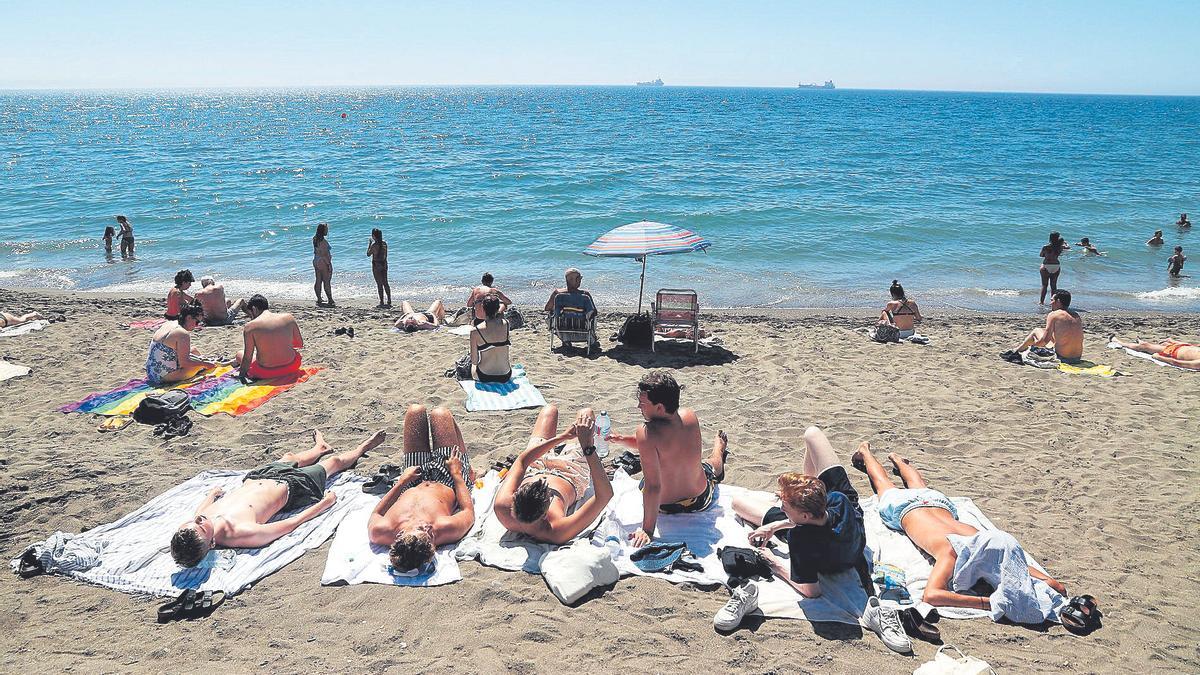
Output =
[
  {"x1": 157, "y1": 589, "x2": 192, "y2": 623},
  {"x1": 1060, "y1": 594, "x2": 1102, "y2": 635},
  {"x1": 190, "y1": 590, "x2": 226, "y2": 619},
  {"x1": 17, "y1": 549, "x2": 44, "y2": 579}
]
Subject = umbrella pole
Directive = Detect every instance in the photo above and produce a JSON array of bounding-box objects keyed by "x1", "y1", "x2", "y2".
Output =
[{"x1": 637, "y1": 256, "x2": 647, "y2": 314}]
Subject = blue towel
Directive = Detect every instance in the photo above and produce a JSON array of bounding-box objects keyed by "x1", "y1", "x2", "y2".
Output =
[{"x1": 459, "y1": 364, "x2": 547, "y2": 412}]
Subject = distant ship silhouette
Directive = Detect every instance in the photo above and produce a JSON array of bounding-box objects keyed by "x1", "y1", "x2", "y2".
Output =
[
  {"x1": 636, "y1": 78, "x2": 664, "y2": 87},
  {"x1": 798, "y1": 80, "x2": 835, "y2": 89}
]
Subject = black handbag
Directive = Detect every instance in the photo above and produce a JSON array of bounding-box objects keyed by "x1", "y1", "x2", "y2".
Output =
[{"x1": 132, "y1": 389, "x2": 192, "y2": 425}]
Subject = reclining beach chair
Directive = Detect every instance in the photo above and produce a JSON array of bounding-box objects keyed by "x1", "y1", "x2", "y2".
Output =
[
  {"x1": 548, "y1": 291, "x2": 599, "y2": 355},
  {"x1": 651, "y1": 288, "x2": 700, "y2": 353}
]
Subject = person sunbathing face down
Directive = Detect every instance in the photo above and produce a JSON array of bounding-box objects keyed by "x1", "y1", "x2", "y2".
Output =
[{"x1": 389, "y1": 523, "x2": 436, "y2": 572}]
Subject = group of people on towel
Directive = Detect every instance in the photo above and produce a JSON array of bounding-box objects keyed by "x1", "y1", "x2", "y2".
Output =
[
  {"x1": 167, "y1": 368, "x2": 1098, "y2": 646},
  {"x1": 146, "y1": 292, "x2": 305, "y2": 384}
]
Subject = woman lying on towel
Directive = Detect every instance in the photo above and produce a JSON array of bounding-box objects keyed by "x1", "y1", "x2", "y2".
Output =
[
  {"x1": 1111, "y1": 336, "x2": 1200, "y2": 370},
  {"x1": 146, "y1": 305, "x2": 232, "y2": 385},
  {"x1": 0, "y1": 310, "x2": 45, "y2": 329},
  {"x1": 493, "y1": 405, "x2": 614, "y2": 545},
  {"x1": 852, "y1": 444, "x2": 1101, "y2": 632}
]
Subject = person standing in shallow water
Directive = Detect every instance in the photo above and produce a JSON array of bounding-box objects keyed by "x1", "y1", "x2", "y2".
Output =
[
  {"x1": 102, "y1": 226, "x2": 115, "y2": 257},
  {"x1": 1038, "y1": 231, "x2": 1068, "y2": 305},
  {"x1": 116, "y1": 215, "x2": 135, "y2": 259},
  {"x1": 366, "y1": 228, "x2": 391, "y2": 308},
  {"x1": 312, "y1": 222, "x2": 334, "y2": 307}
]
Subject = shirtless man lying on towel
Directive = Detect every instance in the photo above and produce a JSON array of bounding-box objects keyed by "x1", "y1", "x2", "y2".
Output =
[
  {"x1": 170, "y1": 430, "x2": 384, "y2": 567},
  {"x1": 1110, "y1": 336, "x2": 1200, "y2": 370},
  {"x1": 235, "y1": 294, "x2": 304, "y2": 381},
  {"x1": 368, "y1": 405, "x2": 476, "y2": 574},
  {"x1": 851, "y1": 444, "x2": 1100, "y2": 630},
  {"x1": 494, "y1": 404, "x2": 614, "y2": 544},
  {"x1": 609, "y1": 371, "x2": 728, "y2": 548},
  {"x1": 0, "y1": 310, "x2": 45, "y2": 329}
]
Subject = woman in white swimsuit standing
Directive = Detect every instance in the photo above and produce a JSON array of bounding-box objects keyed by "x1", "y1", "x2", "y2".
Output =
[
  {"x1": 312, "y1": 222, "x2": 334, "y2": 307},
  {"x1": 1038, "y1": 231, "x2": 1068, "y2": 305}
]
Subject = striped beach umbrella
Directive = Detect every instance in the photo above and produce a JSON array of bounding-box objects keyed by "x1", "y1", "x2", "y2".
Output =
[{"x1": 584, "y1": 221, "x2": 712, "y2": 313}]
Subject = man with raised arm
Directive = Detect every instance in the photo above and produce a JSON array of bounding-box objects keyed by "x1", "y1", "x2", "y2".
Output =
[
  {"x1": 235, "y1": 294, "x2": 304, "y2": 381},
  {"x1": 170, "y1": 430, "x2": 383, "y2": 567},
  {"x1": 609, "y1": 371, "x2": 728, "y2": 547},
  {"x1": 368, "y1": 405, "x2": 476, "y2": 573},
  {"x1": 494, "y1": 404, "x2": 614, "y2": 544}
]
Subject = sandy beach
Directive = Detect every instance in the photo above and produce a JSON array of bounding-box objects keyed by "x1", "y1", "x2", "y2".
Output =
[{"x1": 0, "y1": 287, "x2": 1196, "y2": 674}]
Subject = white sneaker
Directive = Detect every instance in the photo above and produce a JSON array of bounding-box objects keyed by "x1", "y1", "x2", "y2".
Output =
[
  {"x1": 862, "y1": 596, "x2": 912, "y2": 654},
  {"x1": 714, "y1": 582, "x2": 759, "y2": 631}
]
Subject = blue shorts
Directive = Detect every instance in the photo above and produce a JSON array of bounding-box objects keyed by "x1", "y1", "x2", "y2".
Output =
[{"x1": 877, "y1": 488, "x2": 957, "y2": 532}]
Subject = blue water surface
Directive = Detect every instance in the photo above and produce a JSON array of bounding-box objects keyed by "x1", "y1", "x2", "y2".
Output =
[{"x1": 1, "y1": 86, "x2": 1197, "y2": 311}]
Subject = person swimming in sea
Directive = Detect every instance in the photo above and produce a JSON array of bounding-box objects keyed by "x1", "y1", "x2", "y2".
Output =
[
  {"x1": 1176, "y1": 213, "x2": 1191, "y2": 229},
  {"x1": 1075, "y1": 238, "x2": 1105, "y2": 256},
  {"x1": 1147, "y1": 230, "x2": 1164, "y2": 247},
  {"x1": 1038, "y1": 232, "x2": 1069, "y2": 305}
]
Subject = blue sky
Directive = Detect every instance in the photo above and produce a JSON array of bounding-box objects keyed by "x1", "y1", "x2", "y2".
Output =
[{"x1": 1, "y1": 1, "x2": 1196, "y2": 94}]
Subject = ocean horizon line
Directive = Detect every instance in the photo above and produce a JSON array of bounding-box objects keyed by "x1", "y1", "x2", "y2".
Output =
[{"x1": 2, "y1": 83, "x2": 1198, "y2": 98}]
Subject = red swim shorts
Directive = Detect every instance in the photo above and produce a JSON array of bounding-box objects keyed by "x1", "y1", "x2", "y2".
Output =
[{"x1": 247, "y1": 352, "x2": 302, "y2": 380}]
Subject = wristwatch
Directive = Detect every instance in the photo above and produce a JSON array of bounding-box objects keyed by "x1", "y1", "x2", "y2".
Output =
[{"x1": 582, "y1": 445, "x2": 597, "y2": 456}]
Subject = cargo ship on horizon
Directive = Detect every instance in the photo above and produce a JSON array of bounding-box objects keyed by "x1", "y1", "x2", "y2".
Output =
[
  {"x1": 636, "y1": 78, "x2": 664, "y2": 87},
  {"x1": 798, "y1": 80, "x2": 835, "y2": 89}
]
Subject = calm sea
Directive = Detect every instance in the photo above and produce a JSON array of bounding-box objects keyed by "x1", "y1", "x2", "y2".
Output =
[{"x1": 1, "y1": 86, "x2": 1197, "y2": 311}]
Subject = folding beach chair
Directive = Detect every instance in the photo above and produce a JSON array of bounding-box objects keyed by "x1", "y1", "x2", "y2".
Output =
[
  {"x1": 651, "y1": 288, "x2": 700, "y2": 353},
  {"x1": 548, "y1": 291, "x2": 599, "y2": 355}
]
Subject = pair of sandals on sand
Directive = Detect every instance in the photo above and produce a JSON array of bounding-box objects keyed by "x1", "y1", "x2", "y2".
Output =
[{"x1": 157, "y1": 589, "x2": 226, "y2": 623}]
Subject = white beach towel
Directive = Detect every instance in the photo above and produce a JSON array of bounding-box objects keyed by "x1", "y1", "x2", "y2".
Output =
[
  {"x1": 0, "y1": 359, "x2": 31, "y2": 382},
  {"x1": 454, "y1": 471, "x2": 607, "y2": 573},
  {"x1": 0, "y1": 319, "x2": 49, "y2": 337},
  {"x1": 1107, "y1": 338, "x2": 1193, "y2": 371},
  {"x1": 10, "y1": 470, "x2": 364, "y2": 598},
  {"x1": 459, "y1": 364, "x2": 547, "y2": 412},
  {"x1": 596, "y1": 473, "x2": 868, "y2": 626},
  {"x1": 320, "y1": 499, "x2": 463, "y2": 588},
  {"x1": 862, "y1": 494, "x2": 1052, "y2": 620},
  {"x1": 446, "y1": 324, "x2": 475, "y2": 337}
]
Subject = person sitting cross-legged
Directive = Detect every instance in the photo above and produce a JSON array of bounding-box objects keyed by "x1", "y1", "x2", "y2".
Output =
[
  {"x1": 368, "y1": 405, "x2": 476, "y2": 574},
  {"x1": 494, "y1": 404, "x2": 614, "y2": 544},
  {"x1": 170, "y1": 429, "x2": 383, "y2": 567}
]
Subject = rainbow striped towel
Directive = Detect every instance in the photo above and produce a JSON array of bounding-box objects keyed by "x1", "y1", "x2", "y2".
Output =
[{"x1": 59, "y1": 365, "x2": 323, "y2": 417}]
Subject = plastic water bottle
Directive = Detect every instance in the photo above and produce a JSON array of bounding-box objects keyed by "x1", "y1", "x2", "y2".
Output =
[{"x1": 595, "y1": 411, "x2": 611, "y2": 458}]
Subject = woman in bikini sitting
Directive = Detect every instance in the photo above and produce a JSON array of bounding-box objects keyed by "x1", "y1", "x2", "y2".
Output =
[
  {"x1": 0, "y1": 310, "x2": 46, "y2": 330},
  {"x1": 878, "y1": 280, "x2": 922, "y2": 339},
  {"x1": 493, "y1": 405, "x2": 614, "y2": 544},
  {"x1": 394, "y1": 299, "x2": 445, "y2": 333},
  {"x1": 1039, "y1": 232, "x2": 1069, "y2": 305},
  {"x1": 165, "y1": 269, "x2": 196, "y2": 320},
  {"x1": 470, "y1": 295, "x2": 511, "y2": 383},
  {"x1": 146, "y1": 305, "x2": 230, "y2": 385}
]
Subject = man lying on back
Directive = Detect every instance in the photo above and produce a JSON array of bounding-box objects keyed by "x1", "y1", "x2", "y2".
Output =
[{"x1": 170, "y1": 430, "x2": 383, "y2": 566}]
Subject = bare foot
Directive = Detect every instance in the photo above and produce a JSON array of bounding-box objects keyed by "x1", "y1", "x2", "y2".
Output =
[
  {"x1": 850, "y1": 441, "x2": 871, "y2": 473},
  {"x1": 710, "y1": 430, "x2": 729, "y2": 481},
  {"x1": 313, "y1": 429, "x2": 332, "y2": 455},
  {"x1": 887, "y1": 452, "x2": 911, "y2": 471},
  {"x1": 360, "y1": 429, "x2": 387, "y2": 452}
]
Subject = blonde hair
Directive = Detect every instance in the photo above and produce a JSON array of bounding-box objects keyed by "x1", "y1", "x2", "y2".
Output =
[{"x1": 777, "y1": 472, "x2": 826, "y2": 517}]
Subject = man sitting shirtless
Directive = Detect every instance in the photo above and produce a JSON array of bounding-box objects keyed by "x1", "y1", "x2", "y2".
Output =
[
  {"x1": 494, "y1": 404, "x2": 614, "y2": 544},
  {"x1": 368, "y1": 405, "x2": 476, "y2": 573},
  {"x1": 195, "y1": 275, "x2": 248, "y2": 326},
  {"x1": 1111, "y1": 335, "x2": 1200, "y2": 370},
  {"x1": 1003, "y1": 289, "x2": 1083, "y2": 364},
  {"x1": 609, "y1": 371, "x2": 729, "y2": 547},
  {"x1": 851, "y1": 444, "x2": 1097, "y2": 626},
  {"x1": 235, "y1": 294, "x2": 303, "y2": 381},
  {"x1": 170, "y1": 430, "x2": 384, "y2": 567}
]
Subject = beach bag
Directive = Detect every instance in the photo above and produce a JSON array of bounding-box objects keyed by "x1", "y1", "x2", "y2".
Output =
[
  {"x1": 870, "y1": 323, "x2": 901, "y2": 343},
  {"x1": 618, "y1": 313, "x2": 653, "y2": 348},
  {"x1": 443, "y1": 353, "x2": 473, "y2": 381},
  {"x1": 504, "y1": 306, "x2": 525, "y2": 330},
  {"x1": 133, "y1": 389, "x2": 192, "y2": 425},
  {"x1": 718, "y1": 546, "x2": 773, "y2": 587}
]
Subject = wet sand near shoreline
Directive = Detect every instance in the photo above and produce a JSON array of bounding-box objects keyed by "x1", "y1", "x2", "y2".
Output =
[{"x1": 0, "y1": 288, "x2": 1197, "y2": 673}]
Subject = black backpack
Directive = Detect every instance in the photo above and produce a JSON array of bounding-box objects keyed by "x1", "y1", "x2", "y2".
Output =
[
  {"x1": 133, "y1": 389, "x2": 192, "y2": 425},
  {"x1": 503, "y1": 306, "x2": 525, "y2": 330},
  {"x1": 618, "y1": 313, "x2": 653, "y2": 348}
]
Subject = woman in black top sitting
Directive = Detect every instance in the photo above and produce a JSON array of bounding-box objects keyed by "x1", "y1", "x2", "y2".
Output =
[{"x1": 470, "y1": 295, "x2": 511, "y2": 383}]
